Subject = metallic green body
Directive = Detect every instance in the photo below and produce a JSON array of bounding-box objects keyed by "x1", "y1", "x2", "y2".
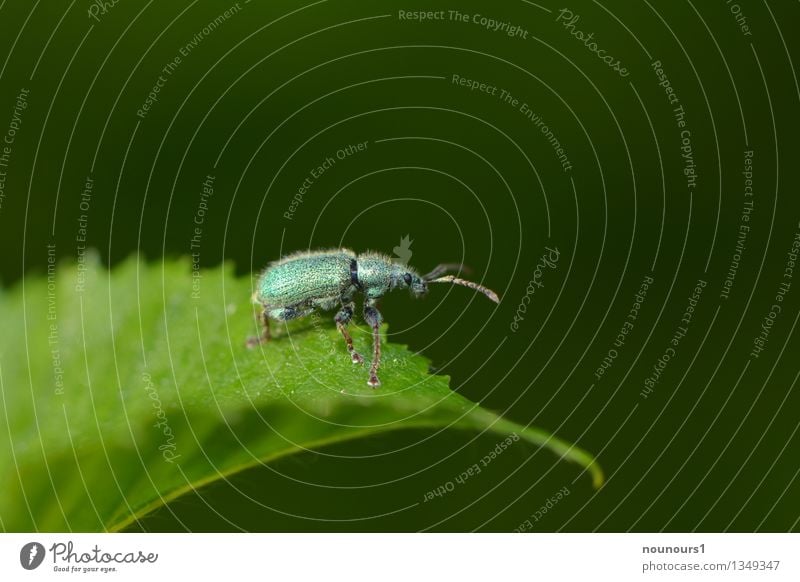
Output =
[
  {"x1": 257, "y1": 249, "x2": 355, "y2": 311},
  {"x1": 255, "y1": 249, "x2": 420, "y2": 318},
  {"x1": 250, "y1": 247, "x2": 499, "y2": 387}
]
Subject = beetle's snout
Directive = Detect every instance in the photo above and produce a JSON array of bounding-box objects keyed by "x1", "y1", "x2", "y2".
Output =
[{"x1": 411, "y1": 278, "x2": 428, "y2": 297}]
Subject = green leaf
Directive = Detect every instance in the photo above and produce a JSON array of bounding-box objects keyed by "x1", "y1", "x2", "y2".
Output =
[{"x1": 0, "y1": 255, "x2": 602, "y2": 532}]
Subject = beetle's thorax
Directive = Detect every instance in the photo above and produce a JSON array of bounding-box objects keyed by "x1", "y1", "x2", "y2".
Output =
[
  {"x1": 355, "y1": 255, "x2": 394, "y2": 298},
  {"x1": 356, "y1": 253, "x2": 419, "y2": 298}
]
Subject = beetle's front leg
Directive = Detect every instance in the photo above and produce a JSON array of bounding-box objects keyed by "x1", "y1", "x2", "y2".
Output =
[
  {"x1": 363, "y1": 299, "x2": 383, "y2": 387},
  {"x1": 335, "y1": 302, "x2": 363, "y2": 364}
]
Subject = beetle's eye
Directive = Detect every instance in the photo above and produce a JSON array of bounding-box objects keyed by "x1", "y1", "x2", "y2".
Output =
[{"x1": 403, "y1": 273, "x2": 412, "y2": 285}]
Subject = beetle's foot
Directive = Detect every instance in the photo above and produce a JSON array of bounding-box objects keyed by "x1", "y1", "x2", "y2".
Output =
[
  {"x1": 246, "y1": 334, "x2": 270, "y2": 348},
  {"x1": 367, "y1": 373, "x2": 381, "y2": 388},
  {"x1": 351, "y1": 351, "x2": 364, "y2": 365}
]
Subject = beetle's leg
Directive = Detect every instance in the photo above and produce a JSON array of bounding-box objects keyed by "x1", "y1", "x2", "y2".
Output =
[
  {"x1": 362, "y1": 299, "x2": 383, "y2": 387},
  {"x1": 247, "y1": 305, "x2": 313, "y2": 348},
  {"x1": 246, "y1": 308, "x2": 272, "y2": 348},
  {"x1": 335, "y1": 302, "x2": 363, "y2": 364}
]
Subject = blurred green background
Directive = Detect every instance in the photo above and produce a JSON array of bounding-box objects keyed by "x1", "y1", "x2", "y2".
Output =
[{"x1": 0, "y1": 0, "x2": 798, "y2": 531}]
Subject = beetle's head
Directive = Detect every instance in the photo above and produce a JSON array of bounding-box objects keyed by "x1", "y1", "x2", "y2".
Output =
[
  {"x1": 391, "y1": 265, "x2": 427, "y2": 296},
  {"x1": 403, "y1": 272, "x2": 428, "y2": 297}
]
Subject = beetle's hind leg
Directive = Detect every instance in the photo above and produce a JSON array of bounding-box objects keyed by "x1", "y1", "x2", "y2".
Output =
[
  {"x1": 247, "y1": 304, "x2": 313, "y2": 347},
  {"x1": 363, "y1": 299, "x2": 383, "y2": 387},
  {"x1": 246, "y1": 307, "x2": 272, "y2": 348},
  {"x1": 335, "y1": 302, "x2": 364, "y2": 365}
]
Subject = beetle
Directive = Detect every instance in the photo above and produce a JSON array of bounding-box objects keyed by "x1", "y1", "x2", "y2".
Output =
[{"x1": 247, "y1": 248, "x2": 500, "y2": 387}]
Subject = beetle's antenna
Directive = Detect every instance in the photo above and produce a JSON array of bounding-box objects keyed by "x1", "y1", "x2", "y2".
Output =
[
  {"x1": 422, "y1": 263, "x2": 472, "y2": 280},
  {"x1": 426, "y1": 276, "x2": 500, "y2": 304}
]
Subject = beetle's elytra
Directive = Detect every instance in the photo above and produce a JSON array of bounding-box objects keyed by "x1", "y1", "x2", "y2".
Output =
[{"x1": 248, "y1": 248, "x2": 500, "y2": 387}]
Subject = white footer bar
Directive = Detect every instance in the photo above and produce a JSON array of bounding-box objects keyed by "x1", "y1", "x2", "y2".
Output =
[{"x1": 1, "y1": 533, "x2": 796, "y2": 581}]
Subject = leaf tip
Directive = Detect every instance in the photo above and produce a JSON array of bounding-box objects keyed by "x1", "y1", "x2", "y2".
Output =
[{"x1": 589, "y1": 462, "x2": 605, "y2": 490}]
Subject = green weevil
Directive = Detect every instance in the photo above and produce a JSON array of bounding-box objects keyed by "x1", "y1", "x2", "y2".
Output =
[{"x1": 247, "y1": 248, "x2": 500, "y2": 387}]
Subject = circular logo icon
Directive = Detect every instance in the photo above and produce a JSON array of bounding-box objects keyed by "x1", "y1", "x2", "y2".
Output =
[{"x1": 19, "y1": 542, "x2": 45, "y2": 570}]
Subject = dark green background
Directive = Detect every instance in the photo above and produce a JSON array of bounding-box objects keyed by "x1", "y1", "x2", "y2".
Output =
[{"x1": 1, "y1": 0, "x2": 798, "y2": 531}]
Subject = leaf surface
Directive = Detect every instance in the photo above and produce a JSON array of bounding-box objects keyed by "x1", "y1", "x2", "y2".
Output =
[{"x1": 0, "y1": 257, "x2": 601, "y2": 531}]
